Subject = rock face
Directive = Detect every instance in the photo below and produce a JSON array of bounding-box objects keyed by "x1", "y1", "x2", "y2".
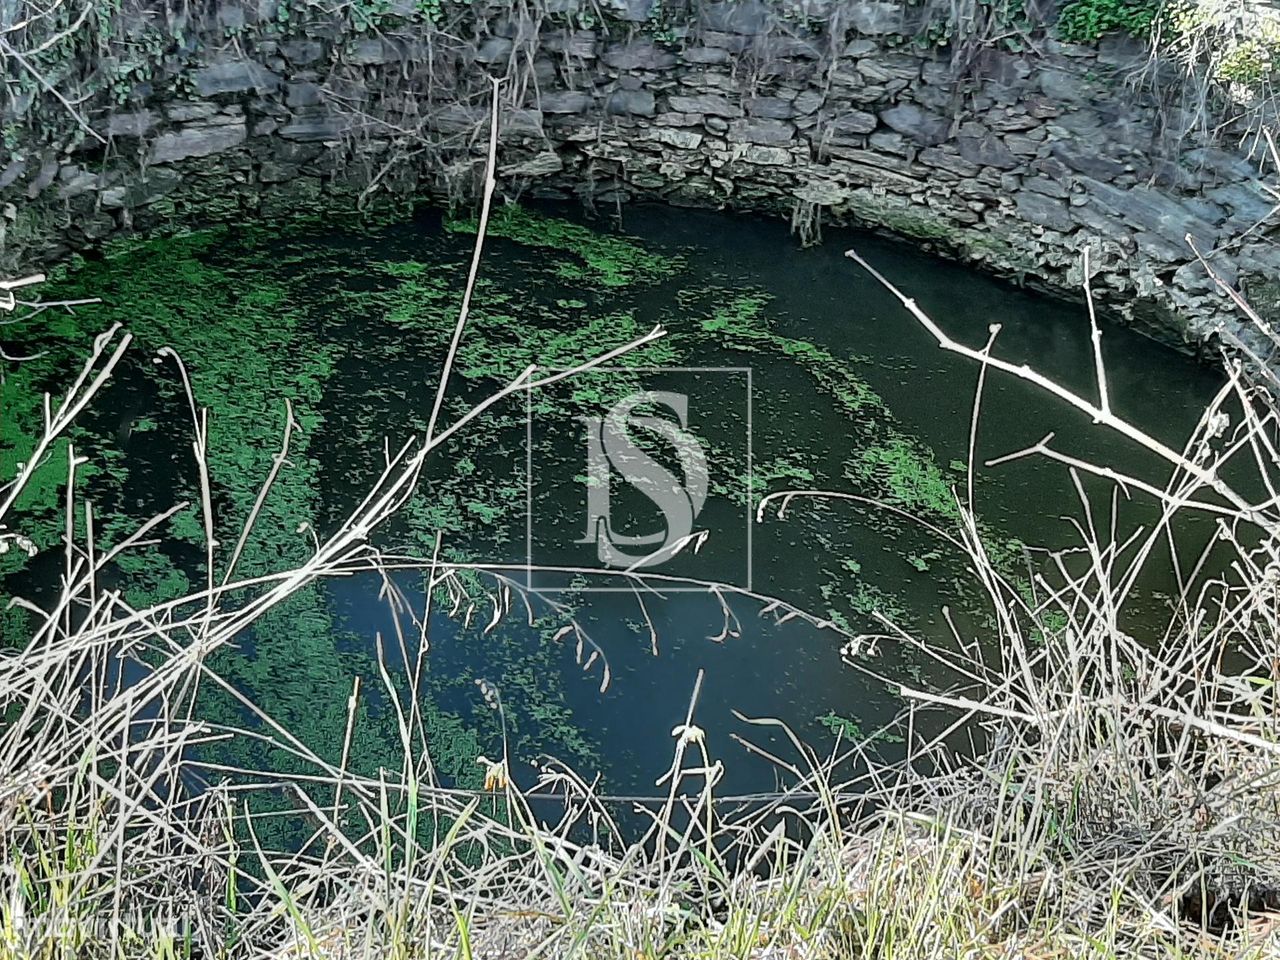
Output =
[
  {"x1": 149, "y1": 123, "x2": 247, "y2": 163},
  {"x1": 879, "y1": 105, "x2": 950, "y2": 146},
  {"x1": 4, "y1": 0, "x2": 1279, "y2": 360},
  {"x1": 192, "y1": 60, "x2": 281, "y2": 96}
]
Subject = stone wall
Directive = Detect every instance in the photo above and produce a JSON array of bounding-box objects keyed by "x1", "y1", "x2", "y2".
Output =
[{"x1": 3, "y1": 0, "x2": 1278, "y2": 358}]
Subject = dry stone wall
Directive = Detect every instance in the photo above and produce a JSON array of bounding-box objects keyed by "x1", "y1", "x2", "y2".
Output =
[{"x1": 3, "y1": 0, "x2": 1278, "y2": 358}]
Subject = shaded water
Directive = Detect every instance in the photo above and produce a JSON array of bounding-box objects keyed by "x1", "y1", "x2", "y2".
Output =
[{"x1": 1, "y1": 204, "x2": 1223, "y2": 808}]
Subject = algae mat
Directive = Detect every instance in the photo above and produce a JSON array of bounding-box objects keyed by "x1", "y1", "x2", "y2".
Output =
[{"x1": 0, "y1": 203, "x2": 1218, "y2": 807}]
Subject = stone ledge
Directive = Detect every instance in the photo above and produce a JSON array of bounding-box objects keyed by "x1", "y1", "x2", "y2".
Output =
[{"x1": 3, "y1": 0, "x2": 1277, "y2": 364}]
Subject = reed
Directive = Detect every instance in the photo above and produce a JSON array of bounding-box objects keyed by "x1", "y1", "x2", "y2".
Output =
[{"x1": 5, "y1": 99, "x2": 1280, "y2": 959}]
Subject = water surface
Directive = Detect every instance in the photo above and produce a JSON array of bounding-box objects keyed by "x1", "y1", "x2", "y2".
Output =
[{"x1": 0, "y1": 203, "x2": 1224, "y2": 810}]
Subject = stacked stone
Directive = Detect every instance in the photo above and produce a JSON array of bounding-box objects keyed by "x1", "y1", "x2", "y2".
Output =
[{"x1": 3, "y1": 0, "x2": 1277, "y2": 356}]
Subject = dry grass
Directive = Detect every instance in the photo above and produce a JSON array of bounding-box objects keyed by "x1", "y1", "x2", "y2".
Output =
[
  {"x1": 2, "y1": 253, "x2": 1280, "y2": 959},
  {"x1": 6, "y1": 97, "x2": 1280, "y2": 956}
]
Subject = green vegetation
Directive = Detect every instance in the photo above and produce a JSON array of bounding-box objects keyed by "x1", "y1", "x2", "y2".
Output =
[
  {"x1": 1165, "y1": 0, "x2": 1280, "y2": 86},
  {"x1": 1057, "y1": 0, "x2": 1162, "y2": 43},
  {"x1": 911, "y1": 0, "x2": 1034, "y2": 53},
  {"x1": 1055, "y1": 0, "x2": 1280, "y2": 109},
  {"x1": 1, "y1": 206, "x2": 998, "y2": 830},
  {"x1": 5, "y1": 198, "x2": 1280, "y2": 959},
  {"x1": 849, "y1": 437, "x2": 959, "y2": 522},
  {"x1": 445, "y1": 204, "x2": 680, "y2": 288}
]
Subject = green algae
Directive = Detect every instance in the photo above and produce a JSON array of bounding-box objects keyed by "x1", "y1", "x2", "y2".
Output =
[
  {"x1": 687, "y1": 290, "x2": 955, "y2": 518},
  {"x1": 1, "y1": 230, "x2": 489, "y2": 824},
  {"x1": 816, "y1": 710, "x2": 904, "y2": 745},
  {"x1": 445, "y1": 205, "x2": 681, "y2": 288},
  {"x1": 13, "y1": 231, "x2": 392, "y2": 815},
  {"x1": 848, "y1": 436, "x2": 960, "y2": 522},
  {"x1": 1, "y1": 202, "x2": 1013, "y2": 831}
]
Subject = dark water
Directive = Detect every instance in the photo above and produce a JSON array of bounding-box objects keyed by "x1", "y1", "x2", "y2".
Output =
[
  {"x1": 6, "y1": 203, "x2": 1224, "y2": 807},
  {"x1": 319, "y1": 205, "x2": 1222, "y2": 799}
]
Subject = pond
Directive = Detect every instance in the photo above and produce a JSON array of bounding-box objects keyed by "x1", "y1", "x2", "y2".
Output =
[{"x1": 0, "y1": 203, "x2": 1224, "y2": 816}]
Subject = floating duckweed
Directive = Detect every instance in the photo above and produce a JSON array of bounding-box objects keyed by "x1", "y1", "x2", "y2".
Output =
[
  {"x1": 446, "y1": 204, "x2": 680, "y2": 288},
  {"x1": 2, "y1": 203, "x2": 1012, "y2": 824}
]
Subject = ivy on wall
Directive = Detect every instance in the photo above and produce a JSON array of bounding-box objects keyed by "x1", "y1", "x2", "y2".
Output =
[{"x1": 1056, "y1": 0, "x2": 1161, "y2": 43}]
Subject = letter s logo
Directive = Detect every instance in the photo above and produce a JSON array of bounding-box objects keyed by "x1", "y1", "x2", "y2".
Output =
[{"x1": 576, "y1": 391, "x2": 708, "y2": 569}]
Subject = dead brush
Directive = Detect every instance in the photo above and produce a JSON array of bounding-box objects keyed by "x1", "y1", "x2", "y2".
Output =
[
  {"x1": 3, "y1": 316, "x2": 1280, "y2": 959},
  {"x1": 7, "y1": 78, "x2": 1280, "y2": 960},
  {"x1": 829, "y1": 238, "x2": 1280, "y2": 954}
]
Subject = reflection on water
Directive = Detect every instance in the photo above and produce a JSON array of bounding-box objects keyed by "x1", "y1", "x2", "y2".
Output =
[{"x1": 2, "y1": 203, "x2": 1224, "y2": 805}]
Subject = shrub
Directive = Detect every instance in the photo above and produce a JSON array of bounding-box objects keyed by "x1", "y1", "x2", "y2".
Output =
[{"x1": 1057, "y1": 0, "x2": 1163, "y2": 43}]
